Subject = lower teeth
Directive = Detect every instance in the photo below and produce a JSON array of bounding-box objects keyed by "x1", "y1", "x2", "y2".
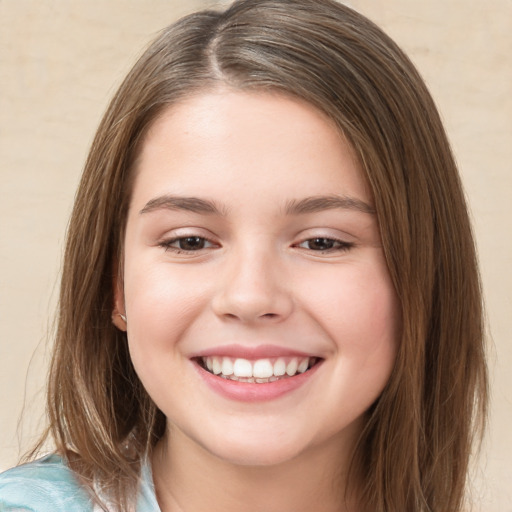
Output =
[{"x1": 219, "y1": 375, "x2": 285, "y2": 383}]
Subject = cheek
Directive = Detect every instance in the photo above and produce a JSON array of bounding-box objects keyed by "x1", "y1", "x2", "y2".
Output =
[
  {"x1": 123, "y1": 264, "x2": 209, "y2": 361},
  {"x1": 304, "y1": 262, "x2": 399, "y2": 348},
  {"x1": 122, "y1": 264, "x2": 211, "y2": 411},
  {"x1": 302, "y1": 260, "x2": 399, "y2": 407},
  {"x1": 350, "y1": 278, "x2": 399, "y2": 345}
]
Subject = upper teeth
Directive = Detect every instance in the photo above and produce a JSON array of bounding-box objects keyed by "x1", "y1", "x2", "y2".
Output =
[{"x1": 203, "y1": 356, "x2": 313, "y2": 379}]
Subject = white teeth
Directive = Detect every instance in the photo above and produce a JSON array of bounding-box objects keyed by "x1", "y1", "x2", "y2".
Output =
[
  {"x1": 298, "y1": 358, "x2": 309, "y2": 373},
  {"x1": 221, "y1": 358, "x2": 234, "y2": 376},
  {"x1": 212, "y1": 357, "x2": 222, "y2": 375},
  {"x1": 273, "y1": 358, "x2": 286, "y2": 376},
  {"x1": 233, "y1": 358, "x2": 253, "y2": 377},
  {"x1": 203, "y1": 355, "x2": 316, "y2": 381},
  {"x1": 286, "y1": 359, "x2": 298, "y2": 376},
  {"x1": 253, "y1": 359, "x2": 273, "y2": 378}
]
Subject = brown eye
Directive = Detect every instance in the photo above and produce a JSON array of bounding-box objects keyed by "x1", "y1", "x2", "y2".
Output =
[
  {"x1": 306, "y1": 238, "x2": 336, "y2": 251},
  {"x1": 296, "y1": 237, "x2": 353, "y2": 253},
  {"x1": 160, "y1": 235, "x2": 216, "y2": 253},
  {"x1": 177, "y1": 236, "x2": 206, "y2": 250}
]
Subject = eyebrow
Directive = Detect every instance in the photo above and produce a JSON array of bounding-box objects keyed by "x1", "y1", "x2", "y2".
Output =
[
  {"x1": 284, "y1": 195, "x2": 375, "y2": 215},
  {"x1": 139, "y1": 193, "x2": 375, "y2": 217},
  {"x1": 140, "y1": 195, "x2": 226, "y2": 216}
]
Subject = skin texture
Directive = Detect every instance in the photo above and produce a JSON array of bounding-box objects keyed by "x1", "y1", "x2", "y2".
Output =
[{"x1": 114, "y1": 90, "x2": 399, "y2": 511}]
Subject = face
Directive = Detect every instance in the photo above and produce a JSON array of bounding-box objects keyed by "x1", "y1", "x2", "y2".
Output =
[{"x1": 115, "y1": 90, "x2": 398, "y2": 467}]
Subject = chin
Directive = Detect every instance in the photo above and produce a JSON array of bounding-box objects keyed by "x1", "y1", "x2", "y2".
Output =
[
  {"x1": 206, "y1": 441, "x2": 303, "y2": 468},
  {"x1": 195, "y1": 421, "x2": 324, "y2": 468}
]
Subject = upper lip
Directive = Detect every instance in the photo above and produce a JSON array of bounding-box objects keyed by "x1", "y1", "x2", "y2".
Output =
[{"x1": 190, "y1": 344, "x2": 319, "y2": 360}]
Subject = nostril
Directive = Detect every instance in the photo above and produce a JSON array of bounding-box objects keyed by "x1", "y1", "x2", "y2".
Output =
[
  {"x1": 212, "y1": 288, "x2": 294, "y2": 323},
  {"x1": 221, "y1": 312, "x2": 280, "y2": 321}
]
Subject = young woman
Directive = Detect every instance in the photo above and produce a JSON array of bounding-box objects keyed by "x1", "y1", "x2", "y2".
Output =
[{"x1": 0, "y1": 0, "x2": 487, "y2": 511}]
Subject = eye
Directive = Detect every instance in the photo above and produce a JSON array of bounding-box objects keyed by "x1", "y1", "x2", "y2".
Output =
[
  {"x1": 297, "y1": 237, "x2": 353, "y2": 252},
  {"x1": 159, "y1": 236, "x2": 216, "y2": 253}
]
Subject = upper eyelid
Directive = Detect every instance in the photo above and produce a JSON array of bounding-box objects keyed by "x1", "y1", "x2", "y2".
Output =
[
  {"x1": 158, "y1": 227, "x2": 217, "y2": 242},
  {"x1": 294, "y1": 232, "x2": 355, "y2": 244},
  {"x1": 158, "y1": 233, "x2": 353, "y2": 243},
  {"x1": 295, "y1": 238, "x2": 354, "y2": 248},
  {"x1": 161, "y1": 235, "x2": 218, "y2": 245},
  {"x1": 156, "y1": 227, "x2": 355, "y2": 245},
  {"x1": 158, "y1": 236, "x2": 219, "y2": 256}
]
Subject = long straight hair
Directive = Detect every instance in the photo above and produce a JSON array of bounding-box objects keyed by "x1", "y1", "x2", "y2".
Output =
[{"x1": 33, "y1": 1, "x2": 487, "y2": 510}]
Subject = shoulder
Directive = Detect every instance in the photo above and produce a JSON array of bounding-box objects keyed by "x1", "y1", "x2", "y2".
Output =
[{"x1": 0, "y1": 454, "x2": 94, "y2": 512}]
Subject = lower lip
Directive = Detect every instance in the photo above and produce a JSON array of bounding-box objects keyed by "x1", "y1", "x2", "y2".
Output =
[{"x1": 194, "y1": 361, "x2": 321, "y2": 402}]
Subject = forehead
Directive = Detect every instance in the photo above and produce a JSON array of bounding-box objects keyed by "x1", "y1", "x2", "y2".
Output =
[{"x1": 130, "y1": 89, "x2": 371, "y2": 209}]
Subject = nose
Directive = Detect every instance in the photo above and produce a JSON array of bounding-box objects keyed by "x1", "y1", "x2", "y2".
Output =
[{"x1": 211, "y1": 246, "x2": 294, "y2": 323}]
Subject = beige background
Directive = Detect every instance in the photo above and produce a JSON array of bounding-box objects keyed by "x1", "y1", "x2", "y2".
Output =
[{"x1": 0, "y1": 1, "x2": 510, "y2": 510}]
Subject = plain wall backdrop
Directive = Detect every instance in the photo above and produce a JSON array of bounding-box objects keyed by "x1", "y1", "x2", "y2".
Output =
[{"x1": 0, "y1": 1, "x2": 510, "y2": 510}]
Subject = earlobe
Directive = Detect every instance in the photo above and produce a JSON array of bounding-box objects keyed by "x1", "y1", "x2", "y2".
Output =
[
  {"x1": 112, "y1": 311, "x2": 127, "y2": 331},
  {"x1": 112, "y1": 259, "x2": 127, "y2": 331}
]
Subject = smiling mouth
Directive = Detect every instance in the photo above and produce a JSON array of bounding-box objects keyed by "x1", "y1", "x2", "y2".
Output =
[{"x1": 196, "y1": 356, "x2": 320, "y2": 383}]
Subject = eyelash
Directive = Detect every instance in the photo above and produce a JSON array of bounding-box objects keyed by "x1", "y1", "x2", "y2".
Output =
[
  {"x1": 295, "y1": 237, "x2": 354, "y2": 253},
  {"x1": 159, "y1": 236, "x2": 217, "y2": 254},
  {"x1": 159, "y1": 235, "x2": 354, "y2": 254}
]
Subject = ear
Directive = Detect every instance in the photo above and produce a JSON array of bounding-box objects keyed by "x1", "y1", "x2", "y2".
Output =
[{"x1": 111, "y1": 258, "x2": 127, "y2": 332}]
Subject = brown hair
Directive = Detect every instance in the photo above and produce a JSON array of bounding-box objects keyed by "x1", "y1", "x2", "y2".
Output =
[{"x1": 32, "y1": 0, "x2": 487, "y2": 510}]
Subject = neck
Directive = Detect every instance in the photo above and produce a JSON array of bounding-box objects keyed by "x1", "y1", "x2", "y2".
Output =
[{"x1": 151, "y1": 426, "x2": 361, "y2": 512}]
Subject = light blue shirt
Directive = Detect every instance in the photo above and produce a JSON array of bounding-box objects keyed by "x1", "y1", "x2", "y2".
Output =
[{"x1": 0, "y1": 454, "x2": 161, "y2": 511}]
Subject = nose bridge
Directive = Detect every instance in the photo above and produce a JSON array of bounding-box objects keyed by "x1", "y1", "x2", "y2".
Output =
[{"x1": 212, "y1": 239, "x2": 293, "y2": 322}]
